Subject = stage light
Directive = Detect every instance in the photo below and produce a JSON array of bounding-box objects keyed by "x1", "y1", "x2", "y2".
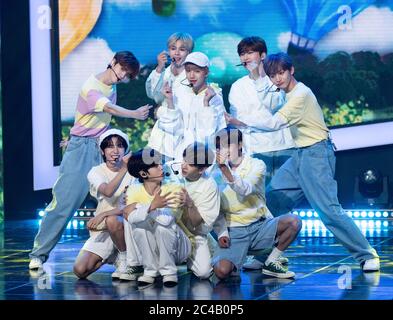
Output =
[
  {"x1": 383, "y1": 211, "x2": 389, "y2": 218},
  {"x1": 375, "y1": 211, "x2": 381, "y2": 218},
  {"x1": 307, "y1": 211, "x2": 313, "y2": 218},
  {"x1": 361, "y1": 211, "x2": 367, "y2": 218},
  {"x1": 300, "y1": 211, "x2": 306, "y2": 217},
  {"x1": 313, "y1": 211, "x2": 318, "y2": 217},
  {"x1": 354, "y1": 211, "x2": 360, "y2": 218},
  {"x1": 72, "y1": 220, "x2": 78, "y2": 228},
  {"x1": 74, "y1": 212, "x2": 78, "y2": 217},
  {"x1": 354, "y1": 168, "x2": 389, "y2": 208},
  {"x1": 368, "y1": 211, "x2": 374, "y2": 218},
  {"x1": 79, "y1": 211, "x2": 85, "y2": 217},
  {"x1": 293, "y1": 211, "x2": 299, "y2": 215},
  {"x1": 347, "y1": 211, "x2": 353, "y2": 217},
  {"x1": 38, "y1": 210, "x2": 45, "y2": 217}
]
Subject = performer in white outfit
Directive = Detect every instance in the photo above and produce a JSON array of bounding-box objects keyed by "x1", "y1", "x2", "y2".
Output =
[
  {"x1": 153, "y1": 52, "x2": 226, "y2": 160},
  {"x1": 146, "y1": 32, "x2": 194, "y2": 159},
  {"x1": 124, "y1": 148, "x2": 191, "y2": 288},
  {"x1": 73, "y1": 129, "x2": 142, "y2": 281},
  {"x1": 166, "y1": 142, "x2": 221, "y2": 280}
]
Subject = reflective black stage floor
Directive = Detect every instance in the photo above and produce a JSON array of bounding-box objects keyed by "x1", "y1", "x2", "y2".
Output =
[{"x1": 0, "y1": 219, "x2": 392, "y2": 300}]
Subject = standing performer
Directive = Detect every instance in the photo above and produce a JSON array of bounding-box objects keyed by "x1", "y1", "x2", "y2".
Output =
[
  {"x1": 258, "y1": 52, "x2": 380, "y2": 272},
  {"x1": 29, "y1": 51, "x2": 152, "y2": 270}
]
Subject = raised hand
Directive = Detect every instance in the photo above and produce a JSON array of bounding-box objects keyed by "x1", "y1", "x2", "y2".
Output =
[
  {"x1": 203, "y1": 86, "x2": 217, "y2": 106},
  {"x1": 133, "y1": 104, "x2": 152, "y2": 120},
  {"x1": 156, "y1": 50, "x2": 168, "y2": 73}
]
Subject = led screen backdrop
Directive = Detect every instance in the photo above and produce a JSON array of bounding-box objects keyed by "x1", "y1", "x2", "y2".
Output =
[{"x1": 30, "y1": 0, "x2": 393, "y2": 190}]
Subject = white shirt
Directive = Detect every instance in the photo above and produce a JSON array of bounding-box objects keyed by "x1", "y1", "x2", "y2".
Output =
[
  {"x1": 145, "y1": 67, "x2": 187, "y2": 105},
  {"x1": 87, "y1": 163, "x2": 135, "y2": 215},
  {"x1": 229, "y1": 75, "x2": 295, "y2": 154},
  {"x1": 155, "y1": 84, "x2": 226, "y2": 160},
  {"x1": 166, "y1": 168, "x2": 221, "y2": 237}
]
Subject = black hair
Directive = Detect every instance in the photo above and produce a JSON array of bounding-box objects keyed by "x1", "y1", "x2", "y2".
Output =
[
  {"x1": 237, "y1": 36, "x2": 267, "y2": 56},
  {"x1": 100, "y1": 135, "x2": 128, "y2": 162},
  {"x1": 182, "y1": 142, "x2": 214, "y2": 170},
  {"x1": 127, "y1": 148, "x2": 163, "y2": 183},
  {"x1": 107, "y1": 51, "x2": 140, "y2": 79},
  {"x1": 215, "y1": 126, "x2": 243, "y2": 151},
  {"x1": 263, "y1": 52, "x2": 293, "y2": 78}
]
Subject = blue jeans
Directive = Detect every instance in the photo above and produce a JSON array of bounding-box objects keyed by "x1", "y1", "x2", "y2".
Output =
[
  {"x1": 252, "y1": 148, "x2": 294, "y2": 186},
  {"x1": 30, "y1": 136, "x2": 102, "y2": 262},
  {"x1": 212, "y1": 217, "x2": 279, "y2": 272},
  {"x1": 266, "y1": 140, "x2": 378, "y2": 263}
]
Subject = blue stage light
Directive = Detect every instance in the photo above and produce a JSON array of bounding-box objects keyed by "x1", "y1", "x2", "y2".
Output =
[
  {"x1": 361, "y1": 211, "x2": 367, "y2": 218},
  {"x1": 300, "y1": 211, "x2": 306, "y2": 217},
  {"x1": 354, "y1": 211, "x2": 360, "y2": 218},
  {"x1": 368, "y1": 211, "x2": 374, "y2": 218},
  {"x1": 383, "y1": 211, "x2": 389, "y2": 218},
  {"x1": 307, "y1": 211, "x2": 313, "y2": 218},
  {"x1": 38, "y1": 210, "x2": 45, "y2": 217},
  {"x1": 375, "y1": 211, "x2": 381, "y2": 218}
]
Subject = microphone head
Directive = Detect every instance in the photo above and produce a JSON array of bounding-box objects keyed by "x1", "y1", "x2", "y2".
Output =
[
  {"x1": 173, "y1": 170, "x2": 179, "y2": 175},
  {"x1": 164, "y1": 172, "x2": 171, "y2": 177}
]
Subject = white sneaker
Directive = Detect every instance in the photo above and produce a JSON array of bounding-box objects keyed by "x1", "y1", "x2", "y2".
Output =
[
  {"x1": 163, "y1": 274, "x2": 178, "y2": 287},
  {"x1": 362, "y1": 258, "x2": 380, "y2": 272},
  {"x1": 137, "y1": 274, "x2": 156, "y2": 289},
  {"x1": 29, "y1": 258, "x2": 43, "y2": 270},
  {"x1": 112, "y1": 258, "x2": 127, "y2": 279}
]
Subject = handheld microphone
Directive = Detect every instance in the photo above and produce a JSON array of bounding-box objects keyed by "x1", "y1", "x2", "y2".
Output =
[{"x1": 236, "y1": 62, "x2": 247, "y2": 67}]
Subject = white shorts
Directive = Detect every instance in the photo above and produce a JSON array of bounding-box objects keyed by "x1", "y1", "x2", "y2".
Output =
[{"x1": 81, "y1": 230, "x2": 117, "y2": 264}]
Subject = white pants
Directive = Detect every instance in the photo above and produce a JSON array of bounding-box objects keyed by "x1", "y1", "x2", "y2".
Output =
[
  {"x1": 187, "y1": 235, "x2": 214, "y2": 279},
  {"x1": 133, "y1": 220, "x2": 191, "y2": 277}
]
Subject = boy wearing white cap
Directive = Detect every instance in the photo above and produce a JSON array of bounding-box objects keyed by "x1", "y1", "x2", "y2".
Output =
[
  {"x1": 154, "y1": 51, "x2": 226, "y2": 160},
  {"x1": 73, "y1": 129, "x2": 143, "y2": 280},
  {"x1": 146, "y1": 32, "x2": 194, "y2": 159}
]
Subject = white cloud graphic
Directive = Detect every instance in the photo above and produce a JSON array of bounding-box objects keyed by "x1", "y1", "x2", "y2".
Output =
[{"x1": 315, "y1": 6, "x2": 393, "y2": 58}]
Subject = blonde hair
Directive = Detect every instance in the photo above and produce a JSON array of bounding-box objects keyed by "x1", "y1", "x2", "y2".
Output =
[{"x1": 167, "y1": 32, "x2": 194, "y2": 52}]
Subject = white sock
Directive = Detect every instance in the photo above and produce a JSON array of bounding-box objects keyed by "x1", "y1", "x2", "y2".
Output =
[
  {"x1": 265, "y1": 247, "x2": 283, "y2": 265},
  {"x1": 118, "y1": 251, "x2": 127, "y2": 261}
]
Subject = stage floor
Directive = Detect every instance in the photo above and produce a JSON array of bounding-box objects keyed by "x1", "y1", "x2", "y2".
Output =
[{"x1": 0, "y1": 219, "x2": 392, "y2": 300}]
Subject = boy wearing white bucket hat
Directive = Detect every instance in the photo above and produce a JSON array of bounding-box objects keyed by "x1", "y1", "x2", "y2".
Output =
[{"x1": 73, "y1": 129, "x2": 143, "y2": 280}]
